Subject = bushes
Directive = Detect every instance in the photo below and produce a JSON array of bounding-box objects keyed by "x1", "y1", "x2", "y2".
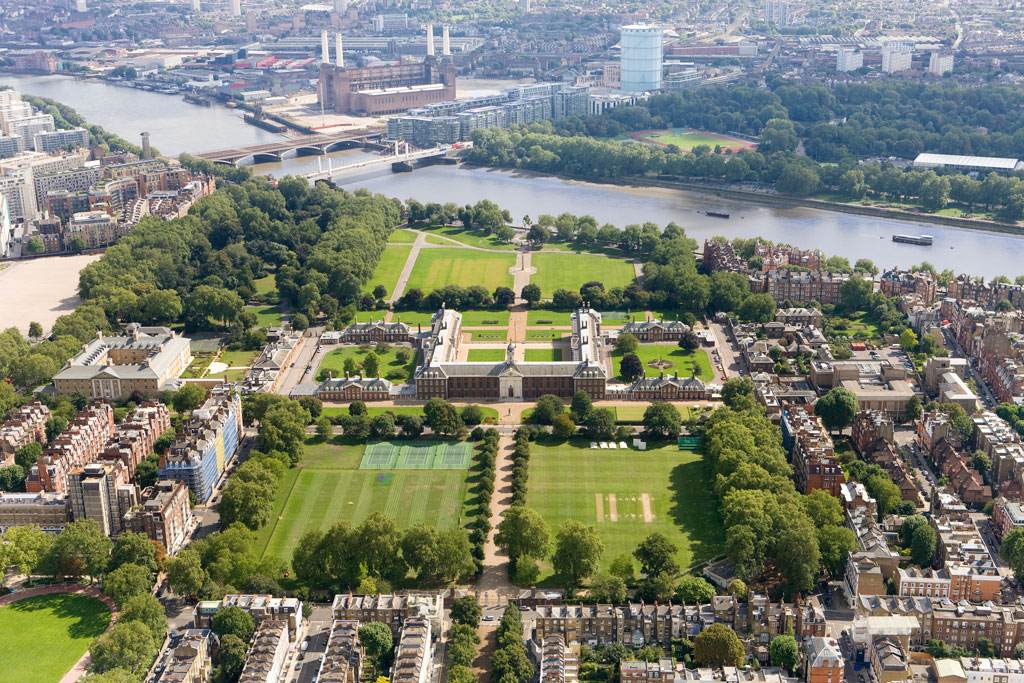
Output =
[
  {"x1": 510, "y1": 429, "x2": 531, "y2": 505},
  {"x1": 467, "y1": 429, "x2": 500, "y2": 575}
]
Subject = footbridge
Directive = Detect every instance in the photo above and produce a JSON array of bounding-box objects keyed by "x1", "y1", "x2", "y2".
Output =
[
  {"x1": 194, "y1": 128, "x2": 386, "y2": 166},
  {"x1": 303, "y1": 141, "x2": 470, "y2": 183}
]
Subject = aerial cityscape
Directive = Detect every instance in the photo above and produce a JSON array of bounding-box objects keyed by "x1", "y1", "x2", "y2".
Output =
[{"x1": 10, "y1": 0, "x2": 1024, "y2": 683}]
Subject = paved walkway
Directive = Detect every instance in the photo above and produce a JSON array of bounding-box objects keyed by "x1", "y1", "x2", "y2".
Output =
[
  {"x1": 510, "y1": 251, "x2": 535, "y2": 298},
  {"x1": 472, "y1": 433, "x2": 516, "y2": 599},
  {"x1": 0, "y1": 584, "x2": 118, "y2": 683},
  {"x1": 387, "y1": 230, "x2": 430, "y2": 305}
]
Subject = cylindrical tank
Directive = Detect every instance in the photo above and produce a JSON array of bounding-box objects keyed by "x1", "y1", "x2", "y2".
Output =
[{"x1": 619, "y1": 24, "x2": 663, "y2": 93}]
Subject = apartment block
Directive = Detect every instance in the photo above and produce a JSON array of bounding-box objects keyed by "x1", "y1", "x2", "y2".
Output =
[
  {"x1": 34, "y1": 167, "x2": 101, "y2": 210},
  {"x1": 755, "y1": 242, "x2": 824, "y2": 272},
  {"x1": 33, "y1": 128, "x2": 89, "y2": 153},
  {"x1": 993, "y1": 497, "x2": 1024, "y2": 540},
  {"x1": 851, "y1": 411, "x2": 895, "y2": 453},
  {"x1": 783, "y1": 406, "x2": 846, "y2": 497},
  {"x1": 871, "y1": 636, "x2": 912, "y2": 683},
  {"x1": 194, "y1": 595, "x2": 302, "y2": 637},
  {"x1": 0, "y1": 491, "x2": 68, "y2": 532},
  {"x1": 540, "y1": 634, "x2": 578, "y2": 683},
  {"x1": 100, "y1": 401, "x2": 171, "y2": 479},
  {"x1": 804, "y1": 637, "x2": 844, "y2": 683},
  {"x1": 895, "y1": 564, "x2": 1000, "y2": 603},
  {"x1": 317, "y1": 620, "x2": 362, "y2": 683},
  {"x1": 391, "y1": 616, "x2": 431, "y2": 683},
  {"x1": 123, "y1": 480, "x2": 194, "y2": 554},
  {"x1": 159, "y1": 389, "x2": 242, "y2": 503},
  {"x1": 880, "y1": 269, "x2": 938, "y2": 303},
  {"x1": 959, "y1": 657, "x2": 1024, "y2": 683},
  {"x1": 331, "y1": 593, "x2": 444, "y2": 638},
  {"x1": 67, "y1": 210, "x2": 124, "y2": 249},
  {"x1": 0, "y1": 401, "x2": 50, "y2": 463},
  {"x1": 67, "y1": 461, "x2": 139, "y2": 536},
  {"x1": 238, "y1": 620, "x2": 289, "y2": 683},
  {"x1": 154, "y1": 629, "x2": 213, "y2": 683},
  {"x1": 26, "y1": 402, "x2": 115, "y2": 496}
]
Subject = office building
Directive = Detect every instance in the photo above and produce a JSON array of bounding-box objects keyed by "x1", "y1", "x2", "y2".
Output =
[
  {"x1": 159, "y1": 389, "x2": 242, "y2": 503},
  {"x1": 123, "y1": 480, "x2": 194, "y2": 554},
  {"x1": 52, "y1": 326, "x2": 192, "y2": 400},
  {"x1": 67, "y1": 461, "x2": 138, "y2": 536},
  {"x1": 836, "y1": 48, "x2": 864, "y2": 72},
  {"x1": 372, "y1": 14, "x2": 409, "y2": 32},
  {"x1": 619, "y1": 25, "x2": 663, "y2": 92},
  {"x1": 929, "y1": 53, "x2": 954, "y2": 75}
]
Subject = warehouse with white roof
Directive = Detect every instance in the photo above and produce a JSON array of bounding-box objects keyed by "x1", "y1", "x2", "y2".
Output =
[{"x1": 913, "y1": 153, "x2": 1024, "y2": 173}]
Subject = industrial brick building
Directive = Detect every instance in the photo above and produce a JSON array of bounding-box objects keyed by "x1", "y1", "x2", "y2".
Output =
[{"x1": 319, "y1": 58, "x2": 456, "y2": 115}]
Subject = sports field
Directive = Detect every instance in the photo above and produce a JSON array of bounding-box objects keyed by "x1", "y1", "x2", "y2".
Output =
[
  {"x1": 0, "y1": 593, "x2": 112, "y2": 683},
  {"x1": 256, "y1": 437, "x2": 473, "y2": 560},
  {"x1": 611, "y1": 344, "x2": 714, "y2": 382},
  {"x1": 531, "y1": 253, "x2": 636, "y2": 297},
  {"x1": 361, "y1": 440, "x2": 473, "y2": 469},
  {"x1": 366, "y1": 244, "x2": 412, "y2": 297},
  {"x1": 526, "y1": 440, "x2": 723, "y2": 575},
  {"x1": 629, "y1": 128, "x2": 757, "y2": 153},
  {"x1": 406, "y1": 249, "x2": 515, "y2": 293}
]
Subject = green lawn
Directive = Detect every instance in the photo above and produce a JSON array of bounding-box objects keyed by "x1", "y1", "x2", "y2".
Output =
[
  {"x1": 416, "y1": 224, "x2": 517, "y2": 250},
  {"x1": 527, "y1": 309, "x2": 573, "y2": 326},
  {"x1": 252, "y1": 274, "x2": 277, "y2": 296},
  {"x1": 526, "y1": 330, "x2": 566, "y2": 341},
  {"x1": 526, "y1": 439, "x2": 724, "y2": 576},
  {"x1": 246, "y1": 305, "x2": 284, "y2": 329},
  {"x1": 530, "y1": 253, "x2": 636, "y2": 298},
  {"x1": 406, "y1": 249, "x2": 515, "y2": 293},
  {"x1": 365, "y1": 244, "x2": 412, "y2": 298},
  {"x1": 390, "y1": 309, "x2": 511, "y2": 327},
  {"x1": 467, "y1": 348, "x2": 506, "y2": 362},
  {"x1": 388, "y1": 228, "x2": 418, "y2": 243},
  {"x1": 469, "y1": 329, "x2": 508, "y2": 341},
  {"x1": 219, "y1": 350, "x2": 258, "y2": 366},
  {"x1": 637, "y1": 128, "x2": 753, "y2": 152},
  {"x1": 316, "y1": 345, "x2": 418, "y2": 382},
  {"x1": 0, "y1": 593, "x2": 112, "y2": 683},
  {"x1": 181, "y1": 352, "x2": 215, "y2": 378},
  {"x1": 611, "y1": 344, "x2": 714, "y2": 382},
  {"x1": 254, "y1": 437, "x2": 472, "y2": 560},
  {"x1": 524, "y1": 348, "x2": 563, "y2": 361}
]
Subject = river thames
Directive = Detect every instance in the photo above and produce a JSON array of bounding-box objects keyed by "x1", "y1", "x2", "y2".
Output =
[{"x1": 2, "y1": 74, "x2": 1024, "y2": 279}]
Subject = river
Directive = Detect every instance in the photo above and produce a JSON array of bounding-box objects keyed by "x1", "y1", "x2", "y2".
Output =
[{"x1": 2, "y1": 74, "x2": 1023, "y2": 277}]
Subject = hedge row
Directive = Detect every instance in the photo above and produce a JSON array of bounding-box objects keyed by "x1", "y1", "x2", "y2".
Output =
[{"x1": 466, "y1": 428, "x2": 500, "y2": 575}]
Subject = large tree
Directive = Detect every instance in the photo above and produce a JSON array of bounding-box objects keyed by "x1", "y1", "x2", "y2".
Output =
[
  {"x1": 451, "y1": 595, "x2": 482, "y2": 628},
  {"x1": 359, "y1": 622, "x2": 393, "y2": 676},
  {"x1": 814, "y1": 387, "x2": 858, "y2": 433},
  {"x1": 495, "y1": 505, "x2": 551, "y2": 565},
  {"x1": 634, "y1": 533, "x2": 679, "y2": 578},
  {"x1": 694, "y1": 623, "x2": 745, "y2": 667},
  {"x1": 676, "y1": 575, "x2": 716, "y2": 603},
  {"x1": 769, "y1": 634, "x2": 800, "y2": 673},
  {"x1": 102, "y1": 563, "x2": 154, "y2": 608},
  {"x1": 552, "y1": 520, "x2": 605, "y2": 592},
  {"x1": 165, "y1": 548, "x2": 207, "y2": 597},
  {"x1": 211, "y1": 606, "x2": 255, "y2": 643},
  {"x1": 120, "y1": 594, "x2": 168, "y2": 647},
  {"x1": 643, "y1": 402, "x2": 682, "y2": 437},
  {"x1": 109, "y1": 532, "x2": 159, "y2": 574},
  {"x1": 89, "y1": 621, "x2": 157, "y2": 676},
  {"x1": 50, "y1": 519, "x2": 113, "y2": 581}
]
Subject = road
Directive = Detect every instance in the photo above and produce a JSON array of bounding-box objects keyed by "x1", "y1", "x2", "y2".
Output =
[
  {"x1": 709, "y1": 321, "x2": 743, "y2": 379},
  {"x1": 276, "y1": 328, "x2": 324, "y2": 396},
  {"x1": 941, "y1": 326, "x2": 998, "y2": 409}
]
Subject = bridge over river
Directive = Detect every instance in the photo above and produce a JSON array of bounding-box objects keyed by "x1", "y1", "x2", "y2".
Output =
[{"x1": 193, "y1": 128, "x2": 386, "y2": 165}]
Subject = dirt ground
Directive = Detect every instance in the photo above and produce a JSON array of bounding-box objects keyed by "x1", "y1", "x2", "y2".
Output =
[{"x1": 0, "y1": 254, "x2": 100, "y2": 335}]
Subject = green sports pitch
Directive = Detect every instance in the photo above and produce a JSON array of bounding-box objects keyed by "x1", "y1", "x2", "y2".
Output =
[
  {"x1": 255, "y1": 438, "x2": 475, "y2": 560},
  {"x1": 361, "y1": 440, "x2": 473, "y2": 469},
  {"x1": 628, "y1": 128, "x2": 757, "y2": 153}
]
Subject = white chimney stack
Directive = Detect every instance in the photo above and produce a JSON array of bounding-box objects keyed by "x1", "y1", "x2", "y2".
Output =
[
  {"x1": 442, "y1": 25, "x2": 451, "y2": 56},
  {"x1": 321, "y1": 29, "x2": 331, "y2": 64},
  {"x1": 230, "y1": 0, "x2": 240, "y2": 16},
  {"x1": 426, "y1": 23, "x2": 435, "y2": 57},
  {"x1": 335, "y1": 33, "x2": 344, "y2": 67},
  {"x1": 190, "y1": 0, "x2": 200, "y2": 10}
]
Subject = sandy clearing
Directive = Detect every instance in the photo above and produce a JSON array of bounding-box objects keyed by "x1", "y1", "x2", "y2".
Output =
[
  {"x1": 608, "y1": 493, "x2": 618, "y2": 522},
  {"x1": 641, "y1": 493, "x2": 654, "y2": 523},
  {"x1": 0, "y1": 254, "x2": 101, "y2": 335},
  {"x1": 595, "y1": 493, "x2": 604, "y2": 523}
]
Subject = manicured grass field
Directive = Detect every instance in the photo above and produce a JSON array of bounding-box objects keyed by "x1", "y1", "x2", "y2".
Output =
[
  {"x1": 524, "y1": 348, "x2": 563, "y2": 361},
  {"x1": 633, "y1": 128, "x2": 756, "y2": 153},
  {"x1": 365, "y1": 244, "x2": 412, "y2": 298},
  {"x1": 0, "y1": 593, "x2": 112, "y2": 683},
  {"x1": 530, "y1": 253, "x2": 636, "y2": 298},
  {"x1": 255, "y1": 437, "x2": 471, "y2": 560},
  {"x1": 418, "y1": 224, "x2": 517, "y2": 251},
  {"x1": 526, "y1": 330, "x2": 566, "y2": 341},
  {"x1": 611, "y1": 344, "x2": 714, "y2": 382},
  {"x1": 526, "y1": 309, "x2": 573, "y2": 326},
  {"x1": 469, "y1": 329, "x2": 508, "y2": 341},
  {"x1": 219, "y1": 350, "x2": 258, "y2": 367},
  {"x1": 316, "y1": 345, "x2": 418, "y2": 382},
  {"x1": 467, "y1": 348, "x2": 506, "y2": 362},
  {"x1": 526, "y1": 439, "x2": 723, "y2": 576},
  {"x1": 246, "y1": 305, "x2": 284, "y2": 329},
  {"x1": 406, "y1": 249, "x2": 515, "y2": 293},
  {"x1": 390, "y1": 309, "x2": 511, "y2": 327},
  {"x1": 252, "y1": 274, "x2": 277, "y2": 296},
  {"x1": 388, "y1": 228, "x2": 418, "y2": 243}
]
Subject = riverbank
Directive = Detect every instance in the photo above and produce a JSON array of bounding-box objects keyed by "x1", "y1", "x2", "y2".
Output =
[{"x1": 460, "y1": 161, "x2": 1024, "y2": 239}]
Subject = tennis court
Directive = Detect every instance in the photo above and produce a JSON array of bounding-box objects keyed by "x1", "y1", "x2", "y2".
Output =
[{"x1": 359, "y1": 441, "x2": 473, "y2": 470}]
